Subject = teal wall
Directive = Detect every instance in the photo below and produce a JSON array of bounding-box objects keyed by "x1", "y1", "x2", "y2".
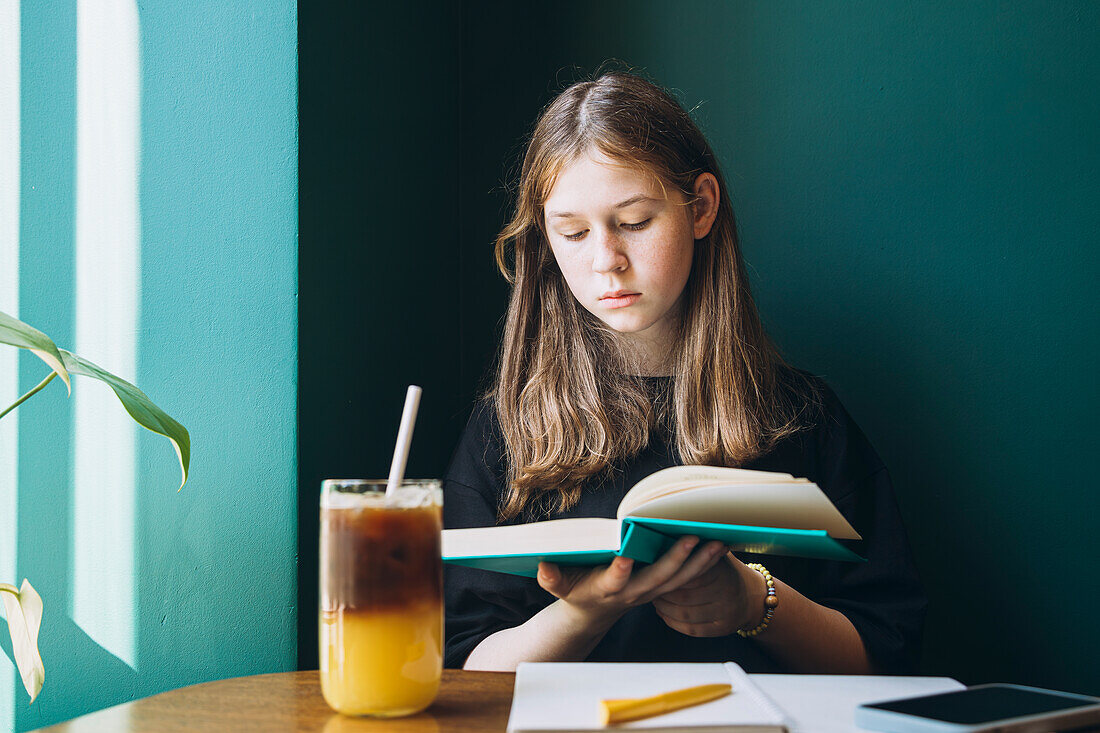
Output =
[
  {"x1": 454, "y1": 1, "x2": 1099, "y2": 693},
  {"x1": 6, "y1": 2, "x2": 298, "y2": 730}
]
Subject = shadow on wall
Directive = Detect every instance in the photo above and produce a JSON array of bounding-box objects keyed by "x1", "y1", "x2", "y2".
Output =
[
  {"x1": 1, "y1": 613, "x2": 140, "y2": 719},
  {"x1": 764, "y1": 234, "x2": 1096, "y2": 692}
]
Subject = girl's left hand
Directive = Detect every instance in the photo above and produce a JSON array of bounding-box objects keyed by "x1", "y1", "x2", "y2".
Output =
[{"x1": 651, "y1": 551, "x2": 765, "y2": 637}]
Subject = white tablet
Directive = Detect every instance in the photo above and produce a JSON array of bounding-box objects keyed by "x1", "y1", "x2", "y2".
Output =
[{"x1": 854, "y1": 683, "x2": 1100, "y2": 732}]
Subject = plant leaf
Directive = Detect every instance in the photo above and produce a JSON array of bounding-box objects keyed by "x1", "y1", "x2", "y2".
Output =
[
  {"x1": 0, "y1": 310, "x2": 71, "y2": 394},
  {"x1": 0, "y1": 580, "x2": 45, "y2": 703},
  {"x1": 59, "y1": 350, "x2": 190, "y2": 488}
]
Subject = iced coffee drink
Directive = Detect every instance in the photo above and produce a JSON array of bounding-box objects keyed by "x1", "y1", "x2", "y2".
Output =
[{"x1": 319, "y1": 479, "x2": 442, "y2": 717}]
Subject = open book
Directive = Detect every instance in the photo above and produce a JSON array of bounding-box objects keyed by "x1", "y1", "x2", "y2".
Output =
[
  {"x1": 507, "y1": 662, "x2": 789, "y2": 732},
  {"x1": 443, "y1": 466, "x2": 863, "y2": 578}
]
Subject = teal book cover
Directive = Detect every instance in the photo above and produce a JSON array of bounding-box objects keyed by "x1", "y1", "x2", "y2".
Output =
[{"x1": 444, "y1": 516, "x2": 864, "y2": 578}]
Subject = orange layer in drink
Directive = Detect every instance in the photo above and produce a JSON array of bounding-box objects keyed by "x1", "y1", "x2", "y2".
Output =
[{"x1": 319, "y1": 602, "x2": 443, "y2": 717}]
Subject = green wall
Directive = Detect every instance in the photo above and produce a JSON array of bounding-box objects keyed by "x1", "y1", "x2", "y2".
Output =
[
  {"x1": 5, "y1": 2, "x2": 298, "y2": 730},
  {"x1": 280, "y1": 0, "x2": 1098, "y2": 710},
  {"x1": 454, "y1": 1, "x2": 1099, "y2": 693}
]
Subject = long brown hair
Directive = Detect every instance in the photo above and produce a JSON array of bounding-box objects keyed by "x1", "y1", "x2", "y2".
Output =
[{"x1": 493, "y1": 70, "x2": 820, "y2": 521}]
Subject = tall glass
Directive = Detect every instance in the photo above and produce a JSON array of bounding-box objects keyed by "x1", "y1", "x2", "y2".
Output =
[{"x1": 319, "y1": 479, "x2": 443, "y2": 717}]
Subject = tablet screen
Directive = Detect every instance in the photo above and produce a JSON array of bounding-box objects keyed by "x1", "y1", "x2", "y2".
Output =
[{"x1": 863, "y1": 685, "x2": 1096, "y2": 724}]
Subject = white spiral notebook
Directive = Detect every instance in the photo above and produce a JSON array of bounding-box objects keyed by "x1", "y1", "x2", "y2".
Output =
[{"x1": 507, "y1": 662, "x2": 789, "y2": 733}]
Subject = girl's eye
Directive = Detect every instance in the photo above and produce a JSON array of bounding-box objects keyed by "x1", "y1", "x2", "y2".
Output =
[{"x1": 560, "y1": 219, "x2": 649, "y2": 241}]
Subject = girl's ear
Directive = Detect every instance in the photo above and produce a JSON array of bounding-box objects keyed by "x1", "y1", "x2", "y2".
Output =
[{"x1": 691, "y1": 173, "x2": 720, "y2": 240}]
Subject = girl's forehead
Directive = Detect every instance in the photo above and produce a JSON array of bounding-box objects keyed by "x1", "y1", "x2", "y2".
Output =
[{"x1": 544, "y1": 150, "x2": 669, "y2": 208}]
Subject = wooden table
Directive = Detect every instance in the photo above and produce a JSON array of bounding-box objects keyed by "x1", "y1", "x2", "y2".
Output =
[{"x1": 35, "y1": 670, "x2": 516, "y2": 732}]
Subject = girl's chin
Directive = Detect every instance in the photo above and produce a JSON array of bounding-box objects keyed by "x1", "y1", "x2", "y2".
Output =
[{"x1": 597, "y1": 314, "x2": 656, "y2": 334}]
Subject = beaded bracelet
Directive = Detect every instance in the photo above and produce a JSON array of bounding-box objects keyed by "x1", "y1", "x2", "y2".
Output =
[{"x1": 736, "y1": 562, "x2": 778, "y2": 638}]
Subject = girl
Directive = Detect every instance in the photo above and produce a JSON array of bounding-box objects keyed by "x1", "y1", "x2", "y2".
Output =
[{"x1": 444, "y1": 71, "x2": 925, "y2": 674}]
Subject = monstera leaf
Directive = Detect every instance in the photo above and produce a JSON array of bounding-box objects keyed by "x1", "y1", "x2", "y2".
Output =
[
  {"x1": 0, "y1": 309, "x2": 190, "y2": 704},
  {"x1": 0, "y1": 311, "x2": 71, "y2": 394},
  {"x1": 0, "y1": 309, "x2": 189, "y2": 487},
  {"x1": 58, "y1": 350, "x2": 190, "y2": 488}
]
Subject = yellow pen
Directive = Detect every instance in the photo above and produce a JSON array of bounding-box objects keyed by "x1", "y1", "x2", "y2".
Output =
[{"x1": 599, "y1": 682, "x2": 733, "y2": 726}]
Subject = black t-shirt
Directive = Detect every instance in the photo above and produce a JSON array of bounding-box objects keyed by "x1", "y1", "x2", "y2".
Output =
[{"x1": 443, "y1": 376, "x2": 926, "y2": 672}]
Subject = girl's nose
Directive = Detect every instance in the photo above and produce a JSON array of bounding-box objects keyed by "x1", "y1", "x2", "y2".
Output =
[{"x1": 591, "y1": 228, "x2": 629, "y2": 274}]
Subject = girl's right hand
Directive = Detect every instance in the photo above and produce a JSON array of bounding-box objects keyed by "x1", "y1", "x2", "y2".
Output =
[{"x1": 535, "y1": 537, "x2": 728, "y2": 626}]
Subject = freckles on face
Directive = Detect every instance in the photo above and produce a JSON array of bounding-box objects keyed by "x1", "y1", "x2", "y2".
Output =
[{"x1": 541, "y1": 150, "x2": 695, "y2": 338}]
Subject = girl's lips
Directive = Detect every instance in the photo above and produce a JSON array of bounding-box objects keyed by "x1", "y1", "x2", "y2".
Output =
[{"x1": 600, "y1": 293, "x2": 641, "y2": 309}]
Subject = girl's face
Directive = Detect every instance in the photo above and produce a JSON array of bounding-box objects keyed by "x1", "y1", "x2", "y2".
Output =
[{"x1": 542, "y1": 149, "x2": 718, "y2": 365}]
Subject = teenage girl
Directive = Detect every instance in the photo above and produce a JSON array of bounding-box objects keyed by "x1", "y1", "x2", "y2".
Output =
[{"x1": 444, "y1": 71, "x2": 925, "y2": 674}]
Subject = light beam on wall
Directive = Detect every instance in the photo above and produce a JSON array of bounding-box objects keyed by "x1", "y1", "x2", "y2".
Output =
[
  {"x1": 1, "y1": 0, "x2": 21, "y2": 723},
  {"x1": 71, "y1": 0, "x2": 141, "y2": 667}
]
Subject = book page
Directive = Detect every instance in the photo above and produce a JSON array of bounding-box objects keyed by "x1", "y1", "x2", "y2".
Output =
[
  {"x1": 442, "y1": 517, "x2": 622, "y2": 558},
  {"x1": 752, "y1": 674, "x2": 964, "y2": 733},
  {"x1": 618, "y1": 466, "x2": 799, "y2": 518},
  {"x1": 621, "y1": 482, "x2": 861, "y2": 540},
  {"x1": 507, "y1": 662, "x2": 787, "y2": 732}
]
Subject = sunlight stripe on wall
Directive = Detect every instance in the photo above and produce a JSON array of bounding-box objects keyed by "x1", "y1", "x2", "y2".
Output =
[
  {"x1": 1, "y1": 0, "x2": 21, "y2": 723},
  {"x1": 71, "y1": 0, "x2": 141, "y2": 667}
]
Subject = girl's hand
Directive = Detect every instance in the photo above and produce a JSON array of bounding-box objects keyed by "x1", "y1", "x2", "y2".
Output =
[
  {"x1": 536, "y1": 538, "x2": 727, "y2": 626},
  {"x1": 651, "y1": 551, "x2": 765, "y2": 637}
]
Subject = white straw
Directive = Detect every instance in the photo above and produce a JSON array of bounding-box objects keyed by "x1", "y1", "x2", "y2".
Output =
[{"x1": 386, "y1": 385, "x2": 422, "y2": 497}]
